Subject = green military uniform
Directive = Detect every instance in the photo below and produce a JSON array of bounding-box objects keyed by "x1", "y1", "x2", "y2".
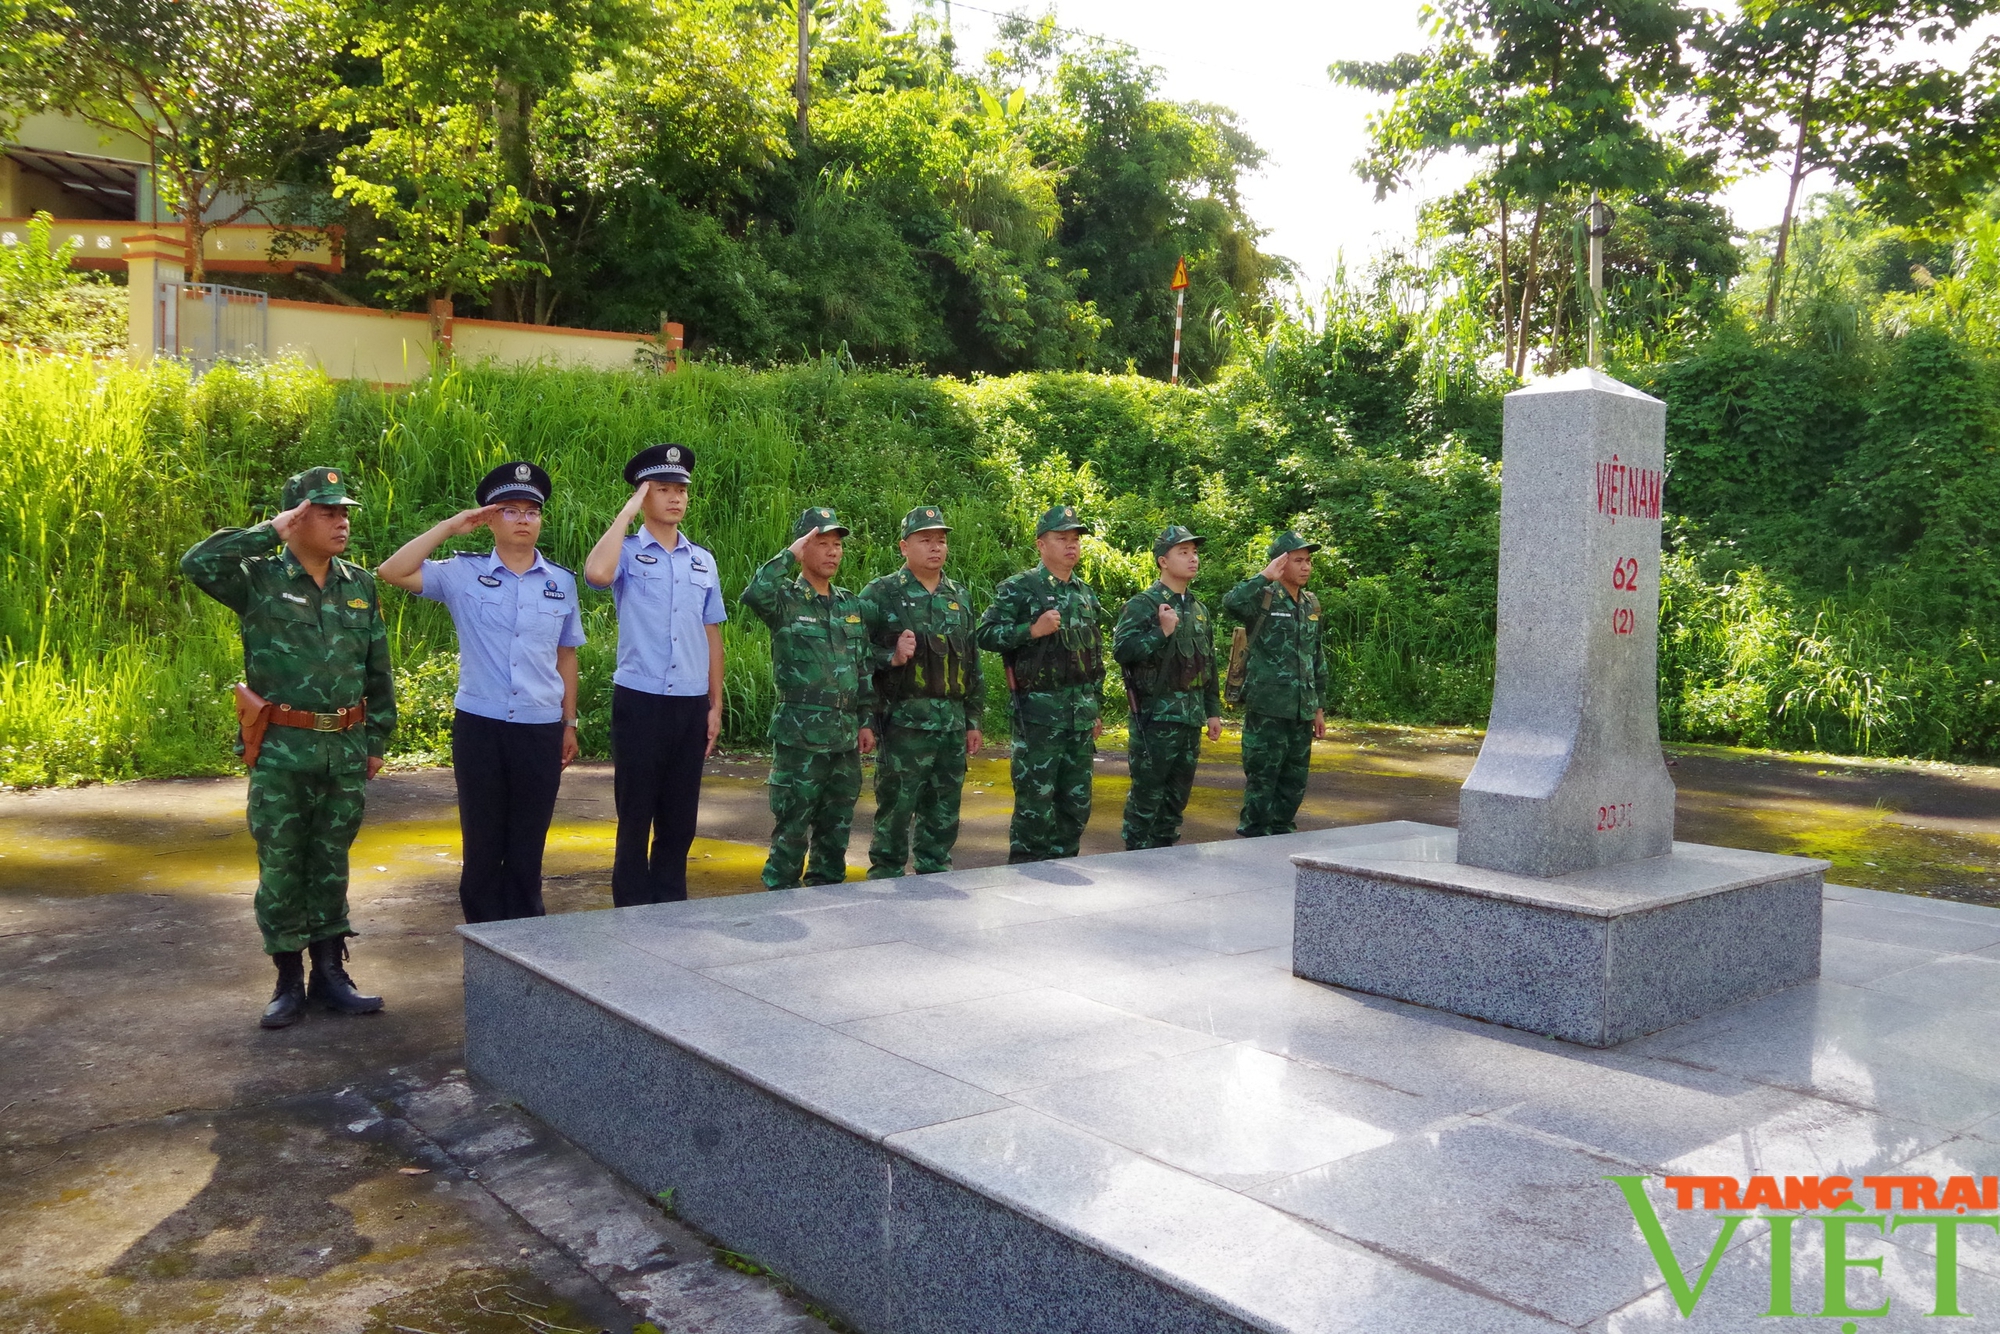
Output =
[
  {"x1": 862, "y1": 506, "x2": 984, "y2": 878},
  {"x1": 975, "y1": 505, "x2": 1104, "y2": 863},
  {"x1": 1224, "y1": 531, "x2": 1327, "y2": 837},
  {"x1": 180, "y1": 468, "x2": 396, "y2": 958},
  {"x1": 741, "y1": 507, "x2": 878, "y2": 889},
  {"x1": 1113, "y1": 526, "x2": 1220, "y2": 850}
]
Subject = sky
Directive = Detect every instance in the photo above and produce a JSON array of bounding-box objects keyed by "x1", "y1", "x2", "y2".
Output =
[{"x1": 888, "y1": 0, "x2": 2000, "y2": 296}]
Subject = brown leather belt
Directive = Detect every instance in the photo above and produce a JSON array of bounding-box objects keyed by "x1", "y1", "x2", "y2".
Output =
[{"x1": 268, "y1": 702, "x2": 367, "y2": 732}]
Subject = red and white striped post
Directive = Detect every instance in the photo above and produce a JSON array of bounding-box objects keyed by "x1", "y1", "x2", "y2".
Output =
[{"x1": 1169, "y1": 254, "x2": 1188, "y2": 383}]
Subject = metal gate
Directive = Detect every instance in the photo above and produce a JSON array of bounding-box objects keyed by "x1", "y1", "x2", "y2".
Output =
[{"x1": 156, "y1": 282, "x2": 269, "y2": 371}]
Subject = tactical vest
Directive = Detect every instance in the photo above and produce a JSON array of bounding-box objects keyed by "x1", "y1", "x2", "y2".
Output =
[
  {"x1": 1009, "y1": 621, "x2": 1104, "y2": 693},
  {"x1": 1128, "y1": 600, "x2": 1211, "y2": 702},
  {"x1": 882, "y1": 628, "x2": 975, "y2": 701}
]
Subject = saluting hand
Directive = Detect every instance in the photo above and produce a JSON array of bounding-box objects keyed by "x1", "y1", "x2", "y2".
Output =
[
  {"x1": 443, "y1": 504, "x2": 502, "y2": 537},
  {"x1": 1157, "y1": 603, "x2": 1179, "y2": 637},
  {"x1": 621, "y1": 481, "x2": 651, "y2": 520},
  {"x1": 890, "y1": 629, "x2": 917, "y2": 667},
  {"x1": 788, "y1": 532, "x2": 813, "y2": 561},
  {"x1": 271, "y1": 498, "x2": 313, "y2": 539},
  {"x1": 1261, "y1": 554, "x2": 1289, "y2": 582},
  {"x1": 1029, "y1": 608, "x2": 1062, "y2": 639}
]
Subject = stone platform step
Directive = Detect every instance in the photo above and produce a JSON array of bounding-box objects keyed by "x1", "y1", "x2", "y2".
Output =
[{"x1": 462, "y1": 825, "x2": 2000, "y2": 1333}]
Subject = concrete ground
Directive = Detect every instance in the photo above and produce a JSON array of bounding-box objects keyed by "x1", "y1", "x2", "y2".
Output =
[{"x1": 3, "y1": 724, "x2": 1998, "y2": 1332}]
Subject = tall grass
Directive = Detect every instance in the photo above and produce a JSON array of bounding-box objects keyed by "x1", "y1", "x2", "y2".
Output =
[{"x1": 2, "y1": 349, "x2": 1994, "y2": 787}]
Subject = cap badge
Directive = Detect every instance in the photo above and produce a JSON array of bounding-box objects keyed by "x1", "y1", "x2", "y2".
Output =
[
  {"x1": 1063, "y1": 507, "x2": 1073, "y2": 517},
  {"x1": 326, "y1": 471, "x2": 339, "y2": 483},
  {"x1": 666, "y1": 447, "x2": 681, "y2": 463},
  {"x1": 514, "y1": 463, "x2": 531, "y2": 481},
  {"x1": 819, "y1": 509, "x2": 829, "y2": 518}
]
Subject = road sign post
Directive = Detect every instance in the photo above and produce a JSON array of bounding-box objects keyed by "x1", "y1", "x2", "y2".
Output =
[{"x1": 1169, "y1": 255, "x2": 1188, "y2": 383}]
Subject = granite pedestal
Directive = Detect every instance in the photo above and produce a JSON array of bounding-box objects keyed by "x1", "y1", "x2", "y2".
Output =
[
  {"x1": 461, "y1": 826, "x2": 2000, "y2": 1333},
  {"x1": 1291, "y1": 831, "x2": 1828, "y2": 1046}
]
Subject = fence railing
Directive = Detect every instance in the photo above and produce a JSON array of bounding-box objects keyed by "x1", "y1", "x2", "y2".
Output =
[{"x1": 155, "y1": 282, "x2": 269, "y2": 371}]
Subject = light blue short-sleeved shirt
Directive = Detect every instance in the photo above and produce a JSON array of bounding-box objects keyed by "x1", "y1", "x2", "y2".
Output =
[
  {"x1": 600, "y1": 528, "x2": 726, "y2": 696},
  {"x1": 419, "y1": 549, "x2": 586, "y2": 724}
]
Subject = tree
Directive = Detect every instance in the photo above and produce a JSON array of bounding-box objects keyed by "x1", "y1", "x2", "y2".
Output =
[
  {"x1": 1034, "y1": 41, "x2": 1283, "y2": 380},
  {"x1": 1335, "y1": 0, "x2": 1695, "y2": 376},
  {"x1": 28, "y1": 0, "x2": 340, "y2": 283},
  {"x1": 1695, "y1": 0, "x2": 2000, "y2": 322}
]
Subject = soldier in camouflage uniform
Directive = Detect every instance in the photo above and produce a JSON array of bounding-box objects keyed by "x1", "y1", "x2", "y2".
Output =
[
  {"x1": 740, "y1": 507, "x2": 879, "y2": 888},
  {"x1": 1223, "y1": 531, "x2": 1327, "y2": 838},
  {"x1": 1113, "y1": 526, "x2": 1222, "y2": 850},
  {"x1": 862, "y1": 506, "x2": 984, "y2": 877},
  {"x1": 976, "y1": 504, "x2": 1105, "y2": 863},
  {"x1": 181, "y1": 467, "x2": 397, "y2": 1028}
]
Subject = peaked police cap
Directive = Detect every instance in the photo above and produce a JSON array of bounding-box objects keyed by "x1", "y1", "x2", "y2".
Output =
[
  {"x1": 477, "y1": 460, "x2": 551, "y2": 506},
  {"x1": 624, "y1": 443, "x2": 696, "y2": 487}
]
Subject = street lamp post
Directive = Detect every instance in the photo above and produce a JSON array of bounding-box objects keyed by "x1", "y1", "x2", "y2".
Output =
[{"x1": 1585, "y1": 191, "x2": 1615, "y2": 368}]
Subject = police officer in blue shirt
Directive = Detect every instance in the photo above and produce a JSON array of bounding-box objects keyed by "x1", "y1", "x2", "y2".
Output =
[
  {"x1": 583, "y1": 443, "x2": 727, "y2": 904},
  {"x1": 378, "y1": 462, "x2": 585, "y2": 923}
]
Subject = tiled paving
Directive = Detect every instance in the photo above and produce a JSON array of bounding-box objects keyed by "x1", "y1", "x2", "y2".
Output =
[{"x1": 465, "y1": 824, "x2": 2000, "y2": 1332}]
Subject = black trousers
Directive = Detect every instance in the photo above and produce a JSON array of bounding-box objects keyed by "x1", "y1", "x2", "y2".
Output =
[
  {"x1": 611, "y1": 686, "x2": 708, "y2": 905},
  {"x1": 451, "y1": 711, "x2": 565, "y2": 924}
]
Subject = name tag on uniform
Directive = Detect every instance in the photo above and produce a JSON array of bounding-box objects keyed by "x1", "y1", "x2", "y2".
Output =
[
  {"x1": 282, "y1": 592, "x2": 309, "y2": 604},
  {"x1": 634, "y1": 553, "x2": 658, "y2": 565},
  {"x1": 478, "y1": 574, "x2": 503, "y2": 587},
  {"x1": 1270, "y1": 610, "x2": 1294, "y2": 618},
  {"x1": 544, "y1": 588, "x2": 567, "y2": 600},
  {"x1": 796, "y1": 614, "x2": 816, "y2": 623},
  {"x1": 692, "y1": 558, "x2": 709, "y2": 572}
]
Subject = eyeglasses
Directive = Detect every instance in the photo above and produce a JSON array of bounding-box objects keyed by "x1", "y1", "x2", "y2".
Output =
[{"x1": 499, "y1": 507, "x2": 543, "y2": 522}]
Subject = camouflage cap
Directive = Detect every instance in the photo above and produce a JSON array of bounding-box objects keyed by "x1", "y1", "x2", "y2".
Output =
[
  {"x1": 790, "y1": 505, "x2": 850, "y2": 540},
  {"x1": 1152, "y1": 524, "x2": 1205, "y2": 558},
  {"x1": 1267, "y1": 530, "x2": 1321, "y2": 560},
  {"x1": 1035, "y1": 503, "x2": 1089, "y2": 536},
  {"x1": 900, "y1": 505, "x2": 951, "y2": 539},
  {"x1": 282, "y1": 466, "x2": 361, "y2": 508}
]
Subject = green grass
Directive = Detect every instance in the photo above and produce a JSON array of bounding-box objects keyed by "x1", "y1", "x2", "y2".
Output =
[{"x1": 1, "y1": 348, "x2": 1994, "y2": 787}]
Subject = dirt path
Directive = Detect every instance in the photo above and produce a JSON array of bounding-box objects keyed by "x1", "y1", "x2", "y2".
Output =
[{"x1": 2, "y1": 725, "x2": 1996, "y2": 1331}]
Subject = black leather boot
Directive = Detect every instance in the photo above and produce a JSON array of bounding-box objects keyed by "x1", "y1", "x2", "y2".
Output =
[
  {"x1": 260, "y1": 951, "x2": 306, "y2": 1028},
  {"x1": 307, "y1": 937, "x2": 383, "y2": 1015}
]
